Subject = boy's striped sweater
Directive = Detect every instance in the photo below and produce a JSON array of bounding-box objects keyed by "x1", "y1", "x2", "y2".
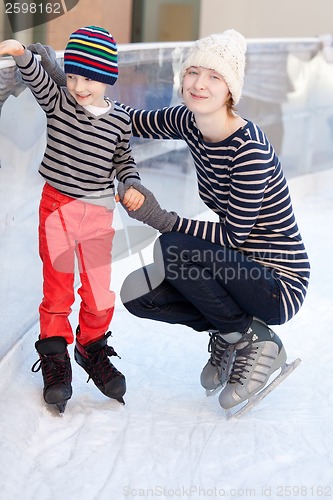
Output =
[{"x1": 14, "y1": 49, "x2": 140, "y2": 206}]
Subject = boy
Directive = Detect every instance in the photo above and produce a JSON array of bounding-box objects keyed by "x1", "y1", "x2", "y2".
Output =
[{"x1": 0, "y1": 26, "x2": 144, "y2": 413}]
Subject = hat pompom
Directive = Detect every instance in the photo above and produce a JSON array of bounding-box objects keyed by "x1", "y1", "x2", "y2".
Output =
[{"x1": 223, "y1": 29, "x2": 247, "y2": 53}]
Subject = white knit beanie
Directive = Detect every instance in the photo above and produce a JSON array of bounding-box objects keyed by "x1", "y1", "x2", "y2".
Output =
[{"x1": 180, "y1": 29, "x2": 247, "y2": 105}]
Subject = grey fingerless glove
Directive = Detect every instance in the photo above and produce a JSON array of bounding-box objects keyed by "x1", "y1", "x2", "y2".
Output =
[
  {"x1": 118, "y1": 182, "x2": 178, "y2": 233},
  {"x1": 27, "y1": 43, "x2": 67, "y2": 86}
]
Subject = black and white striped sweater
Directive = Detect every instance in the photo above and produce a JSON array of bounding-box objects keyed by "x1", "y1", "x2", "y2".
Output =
[{"x1": 123, "y1": 104, "x2": 310, "y2": 323}]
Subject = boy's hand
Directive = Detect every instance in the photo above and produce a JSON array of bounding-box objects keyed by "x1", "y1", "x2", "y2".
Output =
[
  {"x1": 0, "y1": 40, "x2": 25, "y2": 57},
  {"x1": 116, "y1": 187, "x2": 145, "y2": 211}
]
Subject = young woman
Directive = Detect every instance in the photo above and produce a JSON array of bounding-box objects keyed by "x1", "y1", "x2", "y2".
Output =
[
  {"x1": 31, "y1": 29, "x2": 310, "y2": 411},
  {"x1": 117, "y1": 29, "x2": 310, "y2": 411}
]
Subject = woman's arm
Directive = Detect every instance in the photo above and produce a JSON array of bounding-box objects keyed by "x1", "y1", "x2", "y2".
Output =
[
  {"x1": 119, "y1": 143, "x2": 274, "y2": 249},
  {"x1": 120, "y1": 104, "x2": 189, "y2": 141},
  {"x1": 176, "y1": 148, "x2": 273, "y2": 247},
  {"x1": 26, "y1": 43, "x2": 190, "y2": 141},
  {"x1": 27, "y1": 43, "x2": 67, "y2": 86}
]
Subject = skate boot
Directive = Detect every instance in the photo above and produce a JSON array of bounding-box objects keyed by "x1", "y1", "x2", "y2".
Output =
[
  {"x1": 31, "y1": 336, "x2": 72, "y2": 414},
  {"x1": 200, "y1": 330, "x2": 235, "y2": 395},
  {"x1": 219, "y1": 319, "x2": 287, "y2": 410},
  {"x1": 74, "y1": 330, "x2": 126, "y2": 404}
]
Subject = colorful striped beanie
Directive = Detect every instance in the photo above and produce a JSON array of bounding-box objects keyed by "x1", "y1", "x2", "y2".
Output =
[{"x1": 64, "y1": 26, "x2": 118, "y2": 86}]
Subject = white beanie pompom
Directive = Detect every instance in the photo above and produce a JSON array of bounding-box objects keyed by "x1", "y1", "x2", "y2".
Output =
[{"x1": 180, "y1": 29, "x2": 247, "y2": 105}]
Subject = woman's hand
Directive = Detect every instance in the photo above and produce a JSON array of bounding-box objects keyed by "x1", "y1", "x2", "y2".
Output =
[{"x1": 117, "y1": 182, "x2": 178, "y2": 233}]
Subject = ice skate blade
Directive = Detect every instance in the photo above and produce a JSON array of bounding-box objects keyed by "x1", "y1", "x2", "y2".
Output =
[
  {"x1": 205, "y1": 385, "x2": 222, "y2": 397},
  {"x1": 226, "y1": 358, "x2": 302, "y2": 420},
  {"x1": 55, "y1": 401, "x2": 67, "y2": 415}
]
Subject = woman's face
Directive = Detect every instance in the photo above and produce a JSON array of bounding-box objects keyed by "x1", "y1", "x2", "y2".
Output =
[{"x1": 182, "y1": 66, "x2": 231, "y2": 116}]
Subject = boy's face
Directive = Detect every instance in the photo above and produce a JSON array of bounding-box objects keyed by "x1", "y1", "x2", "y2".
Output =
[{"x1": 66, "y1": 74, "x2": 108, "y2": 107}]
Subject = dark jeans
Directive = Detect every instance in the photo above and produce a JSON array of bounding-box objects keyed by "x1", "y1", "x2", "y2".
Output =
[{"x1": 120, "y1": 232, "x2": 282, "y2": 334}]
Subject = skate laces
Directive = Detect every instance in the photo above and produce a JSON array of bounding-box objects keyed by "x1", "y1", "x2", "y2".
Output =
[
  {"x1": 228, "y1": 342, "x2": 259, "y2": 385},
  {"x1": 208, "y1": 332, "x2": 234, "y2": 368},
  {"x1": 85, "y1": 334, "x2": 121, "y2": 386},
  {"x1": 31, "y1": 352, "x2": 71, "y2": 387}
]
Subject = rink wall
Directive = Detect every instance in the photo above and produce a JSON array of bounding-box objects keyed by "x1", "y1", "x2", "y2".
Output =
[{"x1": 1, "y1": 38, "x2": 333, "y2": 359}]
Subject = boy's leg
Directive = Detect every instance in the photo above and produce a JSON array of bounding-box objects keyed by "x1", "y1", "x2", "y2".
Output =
[
  {"x1": 73, "y1": 206, "x2": 125, "y2": 402},
  {"x1": 32, "y1": 336, "x2": 72, "y2": 411},
  {"x1": 75, "y1": 206, "x2": 115, "y2": 345},
  {"x1": 35, "y1": 184, "x2": 78, "y2": 410},
  {"x1": 38, "y1": 184, "x2": 77, "y2": 344}
]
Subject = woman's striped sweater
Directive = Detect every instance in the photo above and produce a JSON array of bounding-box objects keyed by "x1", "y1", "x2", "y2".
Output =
[
  {"x1": 14, "y1": 50, "x2": 140, "y2": 206},
  {"x1": 123, "y1": 104, "x2": 310, "y2": 323}
]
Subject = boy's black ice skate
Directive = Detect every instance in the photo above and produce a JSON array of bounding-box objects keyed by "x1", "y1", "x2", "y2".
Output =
[
  {"x1": 200, "y1": 330, "x2": 235, "y2": 396},
  {"x1": 74, "y1": 330, "x2": 126, "y2": 404},
  {"x1": 31, "y1": 336, "x2": 73, "y2": 414}
]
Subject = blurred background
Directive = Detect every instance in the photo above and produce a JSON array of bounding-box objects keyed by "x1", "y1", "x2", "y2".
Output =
[{"x1": 1, "y1": 0, "x2": 333, "y2": 47}]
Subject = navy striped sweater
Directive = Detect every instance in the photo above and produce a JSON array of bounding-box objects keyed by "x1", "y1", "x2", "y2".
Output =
[
  {"x1": 122, "y1": 104, "x2": 310, "y2": 323},
  {"x1": 14, "y1": 49, "x2": 140, "y2": 206}
]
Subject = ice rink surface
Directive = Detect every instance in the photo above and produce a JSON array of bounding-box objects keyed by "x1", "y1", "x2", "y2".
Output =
[{"x1": 0, "y1": 166, "x2": 332, "y2": 500}]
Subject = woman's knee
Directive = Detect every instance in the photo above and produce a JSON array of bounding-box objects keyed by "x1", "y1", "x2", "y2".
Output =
[
  {"x1": 154, "y1": 232, "x2": 189, "y2": 266},
  {"x1": 157, "y1": 232, "x2": 187, "y2": 252},
  {"x1": 120, "y1": 263, "x2": 164, "y2": 306}
]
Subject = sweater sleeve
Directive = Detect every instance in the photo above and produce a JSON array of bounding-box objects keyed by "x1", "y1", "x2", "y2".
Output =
[
  {"x1": 119, "y1": 104, "x2": 190, "y2": 140},
  {"x1": 173, "y1": 141, "x2": 275, "y2": 248},
  {"x1": 13, "y1": 48, "x2": 59, "y2": 114},
  {"x1": 113, "y1": 109, "x2": 141, "y2": 185}
]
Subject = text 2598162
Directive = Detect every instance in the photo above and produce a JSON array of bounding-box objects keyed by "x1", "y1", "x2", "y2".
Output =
[{"x1": 5, "y1": 2, "x2": 62, "y2": 14}]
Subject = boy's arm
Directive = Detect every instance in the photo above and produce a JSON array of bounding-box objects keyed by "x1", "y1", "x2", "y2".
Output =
[
  {"x1": 2, "y1": 42, "x2": 60, "y2": 114},
  {"x1": 27, "y1": 43, "x2": 67, "y2": 86},
  {"x1": 113, "y1": 141, "x2": 141, "y2": 188},
  {"x1": 113, "y1": 107, "x2": 141, "y2": 187}
]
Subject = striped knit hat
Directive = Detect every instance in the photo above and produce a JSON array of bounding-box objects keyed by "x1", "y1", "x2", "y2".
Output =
[{"x1": 64, "y1": 26, "x2": 118, "y2": 86}]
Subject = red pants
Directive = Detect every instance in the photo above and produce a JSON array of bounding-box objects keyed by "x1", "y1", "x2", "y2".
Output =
[{"x1": 38, "y1": 183, "x2": 115, "y2": 345}]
